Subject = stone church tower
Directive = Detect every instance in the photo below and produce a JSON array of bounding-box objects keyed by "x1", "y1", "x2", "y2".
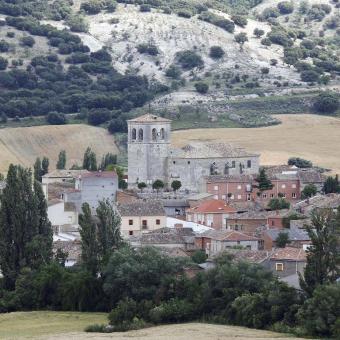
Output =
[{"x1": 127, "y1": 114, "x2": 171, "y2": 187}]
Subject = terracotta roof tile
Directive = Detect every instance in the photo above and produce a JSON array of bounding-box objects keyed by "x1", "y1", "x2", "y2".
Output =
[
  {"x1": 199, "y1": 229, "x2": 259, "y2": 241},
  {"x1": 270, "y1": 247, "x2": 307, "y2": 261},
  {"x1": 187, "y1": 199, "x2": 237, "y2": 214}
]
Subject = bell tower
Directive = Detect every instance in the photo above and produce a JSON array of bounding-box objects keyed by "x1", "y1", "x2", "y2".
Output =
[{"x1": 127, "y1": 114, "x2": 171, "y2": 188}]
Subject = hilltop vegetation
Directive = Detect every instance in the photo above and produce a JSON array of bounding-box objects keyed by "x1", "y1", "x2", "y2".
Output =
[{"x1": 0, "y1": 0, "x2": 339, "y2": 130}]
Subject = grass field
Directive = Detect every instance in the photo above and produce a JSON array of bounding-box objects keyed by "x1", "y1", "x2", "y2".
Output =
[
  {"x1": 173, "y1": 114, "x2": 340, "y2": 174},
  {"x1": 0, "y1": 312, "x2": 304, "y2": 339},
  {"x1": 0, "y1": 124, "x2": 117, "y2": 173}
]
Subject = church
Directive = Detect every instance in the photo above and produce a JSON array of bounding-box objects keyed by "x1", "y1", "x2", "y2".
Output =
[{"x1": 127, "y1": 114, "x2": 260, "y2": 192}]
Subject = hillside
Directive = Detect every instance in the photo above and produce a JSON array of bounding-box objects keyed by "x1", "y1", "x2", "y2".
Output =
[
  {"x1": 0, "y1": 0, "x2": 339, "y2": 130},
  {"x1": 173, "y1": 114, "x2": 340, "y2": 174},
  {"x1": 0, "y1": 124, "x2": 117, "y2": 173},
  {"x1": 0, "y1": 311, "x2": 305, "y2": 339}
]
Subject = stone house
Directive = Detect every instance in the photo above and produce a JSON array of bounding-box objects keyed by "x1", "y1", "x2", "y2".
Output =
[
  {"x1": 269, "y1": 247, "x2": 307, "y2": 278},
  {"x1": 196, "y1": 230, "x2": 263, "y2": 256},
  {"x1": 42, "y1": 169, "x2": 90, "y2": 185},
  {"x1": 294, "y1": 194, "x2": 340, "y2": 215},
  {"x1": 47, "y1": 199, "x2": 78, "y2": 232},
  {"x1": 263, "y1": 228, "x2": 310, "y2": 251},
  {"x1": 186, "y1": 199, "x2": 237, "y2": 230},
  {"x1": 117, "y1": 200, "x2": 166, "y2": 237}
]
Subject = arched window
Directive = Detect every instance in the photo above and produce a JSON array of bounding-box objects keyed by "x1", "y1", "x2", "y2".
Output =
[
  {"x1": 160, "y1": 128, "x2": 165, "y2": 140},
  {"x1": 152, "y1": 128, "x2": 157, "y2": 141},
  {"x1": 138, "y1": 128, "x2": 143, "y2": 141},
  {"x1": 224, "y1": 162, "x2": 230, "y2": 175},
  {"x1": 131, "y1": 128, "x2": 136, "y2": 140}
]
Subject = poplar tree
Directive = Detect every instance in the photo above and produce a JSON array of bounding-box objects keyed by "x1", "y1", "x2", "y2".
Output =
[
  {"x1": 34, "y1": 157, "x2": 42, "y2": 182},
  {"x1": 41, "y1": 157, "x2": 49, "y2": 176},
  {"x1": 56, "y1": 150, "x2": 66, "y2": 170},
  {"x1": 0, "y1": 165, "x2": 53, "y2": 289},
  {"x1": 83, "y1": 147, "x2": 97, "y2": 171}
]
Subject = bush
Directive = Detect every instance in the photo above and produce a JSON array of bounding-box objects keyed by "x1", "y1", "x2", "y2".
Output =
[
  {"x1": 300, "y1": 70, "x2": 320, "y2": 83},
  {"x1": 262, "y1": 7, "x2": 280, "y2": 19},
  {"x1": 46, "y1": 112, "x2": 67, "y2": 125},
  {"x1": 268, "y1": 198, "x2": 290, "y2": 210},
  {"x1": 177, "y1": 10, "x2": 192, "y2": 18},
  {"x1": 165, "y1": 64, "x2": 181, "y2": 79},
  {"x1": 268, "y1": 31, "x2": 293, "y2": 47},
  {"x1": 140, "y1": 4, "x2": 151, "y2": 12},
  {"x1": 85, "y1": 324, "x2": 109, "y2": 332},
  {"x1": 0, "y1": 40, "x2": 10, "y2": 52},
  {"x1": 176, "y1": 50, "x2": 204, "y2": 69},
  {"x1": 194, "y1": 82, "x2": 209, "y2": 94},
  {"x1": 231, "y1": 15, "x2": 247, "y2": 27},
  {"x1": 277, "y1": 1, "x2": 294, "y2": 15},
  {"x1": 261, "y1": 38, "x2": 271, "y2": 46},
  {"x1": 314, "y1": 92, "x2": 339, "y2": 114},
  {"x1": 109, "y1": 298, "x2": 138, "y2": 326},
  {"x1": 66, "y1": 15, "x2": 88, "y2": 33},
  {"x1": 288, "y1": 157, "x2": 313, "y2": 168},
  {"x1": 0, "y1": 56, "x2": 8, "y2": 70},
  {"x1": 108, "y1": 118, "x2": 127, "y2": 133},
  {"x1": 20, "y1": 36, "x2": 35, "y2": 47},
  {"x1": 209, "y1": 46, "x2": 225, "y2": 59},
  {"x1": 81, "y1": 0, "x2": 102, "y2": 14},
  {"x1": 254, "y1": 28, "x2": 265, "y2": 38},
  {"x1": 88, "y1": 109, "x2": 111, "y2": 125},
  {"x1": 198, "y1": 12, "x2": 235, "y2": 33},
  {"x1": 137, "y1": 44, "x2": 159, "y2": 56}
]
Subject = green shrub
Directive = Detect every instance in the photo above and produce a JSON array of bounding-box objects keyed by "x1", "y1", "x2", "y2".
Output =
[
  {"x1": 261, "y1": 38, "x2": 272, "y2": 46},
  {"x1": 194, "y1": 82, "x2": 209, "y2": 94},
  {"x1": 231, "y1": 15, "x2": 247, "y2": 27},
  {"x1": 85, "y1": 324, "x2": 109, "y2": 332},
  {"x1": 268, "y1": 30, "x2": 293, "y2": 47},
  {"x1": 20, "y1": 36, "x2": 35, "y2": 47},
  {"x1": 314, "y1": 92, "x2": 339, "y2": 114},
  {"x1": 177, "y1": 10, "x2": 192, "y2": 18},
  {"x1": 262, "y1": 7, "x2": 280, "y2": 19},
  {"x1": 254, "y1": 28, "x2": 265, "y2": 38},
  {"x1": 137, "y1": 43, "x2": 159, "y2": 56},
  {"x1": 109, "y1": 298, "x2": 138, "y2": 326},
  {"x1": 0, "y1": 39, "x2": 10, "y2": 52},
  {"x1": 277, "y1": 1, "x2": 294, "y2": 15},
  {"x1": 288, "y1": 157, "x2": 312, "y2": 168},
  {"x1": 140, "y1": 4, "x2": 151, "y2": 12},
  {"x1": 300, "y1": 70, "x2": 320, "y2": 83},
  {"x1": 46, "y1": 112, "x2": 67, "y2": 125},
  {"x1": 0, "y1": 56, "x2": 8, "y2": 70},
  {"x1": 165, "y1": 64, "x2": 181, "y2": 79},
  {"x1": 176, "y1": 50, "x2": 204, "y2": 69},
  {"x1": 209, "y1": 46, "x2": 224, "y2": 59}
]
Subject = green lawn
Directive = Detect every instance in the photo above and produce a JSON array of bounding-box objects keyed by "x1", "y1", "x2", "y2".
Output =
[{"x1": 0, "y1": 311, "x2": 108, "y2": 339}]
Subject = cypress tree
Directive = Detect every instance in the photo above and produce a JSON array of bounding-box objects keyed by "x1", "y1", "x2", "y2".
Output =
[
  {"x1": 41, "y1": 157, "x2": 49, "y2": 176},
  {"x1": 83, "y1": 147, "x2": 97, "y2": 171},
  {"x1": 0, "y1": 165, "x2": 52, "y2": 289},
  {"x1": 254, "y1": 168, "x2": 274, "y2": 193},
  {"x1": 56, "y1": 150, "x2": 66, "y2": 170},
  {"x1": 34, "y1": 157, "x2": 42, "y2": 182}
]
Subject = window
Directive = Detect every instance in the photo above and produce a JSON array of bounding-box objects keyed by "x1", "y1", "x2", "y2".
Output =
[
  {"x1": 138, "y1": 128, "x2": 143, "y2": 141},
  {"x1": 281, "y1": 184, "x2": 286, "y2": 189},
  {"x1": 188, "y1": 161, "x2": 191, "y2": 165},
  {"x1": 152, "y1": 128, "x2": 157, "y2": 141},
  {"x1": 235, "y1": 224, "x2": 239, "y2": 231},
  {"x1": 173, "y1": 161, "x2": 176, "y2": 164},
  {"x1": 237, "y1": 195, "x2": 242, "y2": 200},
  {"x1": 270, "y1": 193, "x2": 274, "y2": 198},
  {"x1": 292, "y1": 184, "x2": 296, "y2": 189},
  {"x1": 132, "y1": 128, "x2": 136, "y2": 140},
  {"x1": 214, "y1": 185, "x2": 219, "y2": 191},
  {"x1": 292, "y1": 193, "x2": 296, "y2": 198},
  {"x1": 129, "y1": 219, "x2": 133, "y2": 226},
  {"x1": 276, "y1": 263, "x2": 284, "y2": 271},
  {"x1": 247, "y1": 160, "x2": 251, "y2": 168},
  {"x1": 247, "y1": 194, "x2": 251, "y2": 201},
  {"x1": 262, "y1": 193, "x2": 267, "y2": 199},
  {"x1": 271, "y1": 220, "x2": 275, "y2": 226},
  {"x1": 160, "y1": 128, "x2": 165, "y2": 140},
  {"x1": 142, "y1": 220, "x2": 148, "y2": 229},
  {"x1": 246, "y1": 245, "x2": 251, "y2": 249},
  {"x1": 214, "y1": 195, "x2": 218, "y2": 200},
  {"x1": 281, "y1": 193, "x2": 286, "y2": 198},
  {"x1": 156, "y1": 219, "x2": 160, "y2": 225},
  {"x1": 129, "y1": 230, "x2": 133, "y2": 236},
  {"x1": 222, "y1": 195, "x2": 226, "y2": 200},
  {"x1": 237, "y1": 185, "x2": 242, "y2": 190},
  {"x1": 231, "y1": 161, "x2": 236, "y2": 168}
]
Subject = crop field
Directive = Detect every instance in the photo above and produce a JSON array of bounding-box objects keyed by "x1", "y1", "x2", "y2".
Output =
[
  {"x1": 0, "y1": 312, "x2": 304, "y2": 339},
  {"x1": 172, "y1": 114, "x2": 340, "y2": 174},
  {"x1": 0, "y1": 125, "x2": 117, "y2": 173}
]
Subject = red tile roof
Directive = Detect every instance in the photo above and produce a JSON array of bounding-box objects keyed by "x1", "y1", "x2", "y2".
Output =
[
  {"x1": 199, "y1": 229, "x2": 259, "y2": 241},
  {"x1": 187, "y1": 199, "x2": 236, "y2": 214},
  {"x1": 270, "y1": 247, "x2": 307, "y2": 261}
]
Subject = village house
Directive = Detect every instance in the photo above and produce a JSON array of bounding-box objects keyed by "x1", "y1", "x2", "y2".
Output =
[
  {"x1": 47, "y1": 199, "x2": 78, "y2": 233},
  {"x1": 196, "y1": 229, "x2": 263, "y2": 256},
  {"x1": 66, "y1": 171, "x2": 118, "y2": 212},
  {"x1": 268, "y1": 247, "x2": 307, "y2": 286},
  {"x1": 263, "y1": 227, "x2": 310, "y2": 251},
  {"x1": 53, "y1": 240, "x2": 81, "y2": 267},
  {"x1": 42, "y1": 169, "x2": 90, "y2": 185},
  {"x1": 117, "y1": 200, "x2": 166, "y2": 237},
  {"x1": 294, "y1": 193, "x2": 340, "y2": 215},
  {"x1": 186, "y1": 199, "x2": 237, "y2": 230}
]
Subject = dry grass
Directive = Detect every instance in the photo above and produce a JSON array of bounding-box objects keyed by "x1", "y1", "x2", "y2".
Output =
[
  {"x1": 0, "y1": 124, "x2": 117, "y2": 173},
  {"x1": 0, "y1": 312, "x2": 304, "y2": 339},
  {"x1": 172, "y1": 114, "x2": 340, "y2": 174}
]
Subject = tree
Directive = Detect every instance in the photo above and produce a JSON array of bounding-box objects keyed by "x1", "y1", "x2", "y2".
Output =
[
  {"x1": 299, "y1": 209, "x2": 340, "y2": 296},
  {"x1": 79, "y1": 203, "x2": 99, "y2": 276},
  {"x1": 47, "y1": 112, "x2": 67, "y2": 125},
  {"x1": 83, "y1": 147, "x2": 97, "y2": 171},
  {"x1": 194, "y1": 82, "x2": 209, "y2": 94},
  {"x1": 234, "y1": 33, "x2": 248, "y2": 50},
  {"x1": 152, "y1": 179, "x2": 164, "y2": 193},
  {"x1": 276, "y1": 232, "x2": 291, "y2": 248},
  {"x1": 268, "y1": 198, "x2": 290, "y2": 210},
  {"x1": 288, "y1": 157, "x2": 312, "y2": 168},
  {"x1": 20, "y1": 36, "x2": 35, "y2": 47},
  {"x1": 0, "y1": 56, "x2": 8, "y2": 70},
  {"x1": 209, "y1": 46, "x2": 225, "y2": 59},
  {"x1": 41, "y1": 157, "x2": 49, "y2": 176},
  {"x1": 314, "y1": 92, "x2": 339, "y2": 114},
  {"x1": 253, "y1": 28, "x2": 265, "y2": 38},
  {"x1": 176, "y1": 50, "x2": 204, "y2": 69},
  {"x1": 100, "y1": 153, "x2": 117, "y2": 170},
  {"x1": 138, "y1": 182, "x2": 147, "y2": 192},
  {"x1": 323, "y1": 175, "x2": 340, "y2": 194},
  {"x1": 302, "y1": 184, "x2": 317, "y2": 199},
  {"x1": 171, "y1": 180, "x2": 182, "y2": 193},
  {"x1": 277, "y1": 1, "x2": 294, "y2": 14},
  {"x1": 0, "y1": 165, "x2": 53, "y2": 289},
  {"x1": 300, "y1": 70, "x2": 320, "y2": 83},
  {"x1": 96, "y1": 199, "x2": 122, "y2": 264},
  {"x1": 191, "y1": 250, "x2": 207, "y2": 264},
  {"x1": 56, "y1": 150, "x2": 66, "y2": 170},
  {"x1": 34, "y1": 157, "x2": 42, "y2": 182},
  {"x1": 254, "y1": 168, "x2": 273, "y2": 193}
]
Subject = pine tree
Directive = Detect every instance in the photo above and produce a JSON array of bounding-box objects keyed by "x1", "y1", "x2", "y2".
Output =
[
  {"x1": 0, "y1": 165, "x2": 53, "y2": 289},
  {"x1": 34, "y1": 157, "x2": 42, "y2": 182},
  {"x1": 41, "y1": 157, "x2": 49, "y2": 176},
  {"x1": 79, "y1": 203, "x2": 99, "y2": 275},
  {"x1": 254, "y1": 168, "x2": 274, "y2": 193},
  {"x1": 56, "y1": 150, "x2": 66, "y2": 170}
]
